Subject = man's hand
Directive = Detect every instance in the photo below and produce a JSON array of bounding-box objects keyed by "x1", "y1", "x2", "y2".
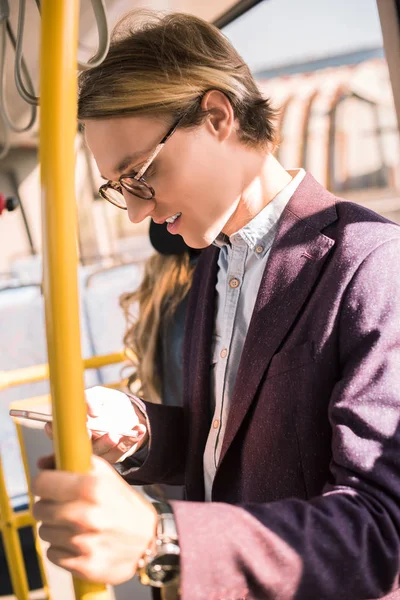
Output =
[
  {"x1": 32, "y1": 455, "x2": 157, "y2": 585},
  {"x1": 45, "y1": 386, "x2": 149, "y2": 463}
]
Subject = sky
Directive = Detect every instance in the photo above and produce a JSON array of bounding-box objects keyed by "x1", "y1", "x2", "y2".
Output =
[{"x1": 223, "y1": 0, "x2": 384, "y2": 72}]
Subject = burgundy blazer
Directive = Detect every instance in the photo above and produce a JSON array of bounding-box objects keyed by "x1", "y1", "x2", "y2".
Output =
[{"x1": 122, "y1": 174, "x2": 400, "y2": 600}]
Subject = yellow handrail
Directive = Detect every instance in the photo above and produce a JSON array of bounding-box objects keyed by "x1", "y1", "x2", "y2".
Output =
[
  {"x1": 0, "y1": 425, "x2": 51, "y2": 600},
  {"x1": 15, "y1": 422, "x2": 51, "y2": 599},
  {"x1": 0, "y1": 454, "x2": 30, "y2": 600},
  {"x1": 40, "y1": 1, "x2": 110, "y2": 598},
  {"x1": 0, "y1": 351, "x2": 126, "y2": 391}
]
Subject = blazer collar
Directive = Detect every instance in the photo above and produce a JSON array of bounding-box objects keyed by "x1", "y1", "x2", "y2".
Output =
[{"x1": 218, "y1": 173, "x2": 338, "y2": 468}]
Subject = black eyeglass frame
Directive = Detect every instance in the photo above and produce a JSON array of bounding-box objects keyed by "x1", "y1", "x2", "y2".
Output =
[{"x1": 98, "y1": 114, "x2": 185, "y2": 209}]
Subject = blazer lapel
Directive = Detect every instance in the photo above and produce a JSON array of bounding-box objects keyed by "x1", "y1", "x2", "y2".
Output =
[
  {"x1": 183, "y1": 245, "x2": 219, "y2": 500},
  {"x1": 218, "y1": 174, "x2": 337, "y2": 467}
]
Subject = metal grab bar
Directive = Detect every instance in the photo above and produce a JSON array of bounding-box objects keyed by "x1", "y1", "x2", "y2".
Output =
[
  {"x1": 78, "y1": 0, "x2": 109, "y2": 70},
  {"x1": 0, "y1": 1, "x2": 38, "y2": 130},
  {"x1": 14, "y1": 0, "x2": 40, "y2": 106},
  {"x1": 0, "y1": 0, "x2": 109, "y2": 159},
  {"x1": 15, "y1": 0, "x2": 110, "y2": 99},
  {"x1": 9, "y1": 0, "x2": 110, "y2": 104},
  {"x1": 0, "y1": 97, "x2": 9, "y2": 159}
]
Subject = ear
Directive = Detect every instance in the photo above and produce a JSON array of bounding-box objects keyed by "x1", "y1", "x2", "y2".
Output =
[{"x1": 201, "y1": 90, "x2": 236, "y2": 142}]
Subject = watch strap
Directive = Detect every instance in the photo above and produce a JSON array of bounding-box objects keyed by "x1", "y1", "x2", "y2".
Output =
[{"x1": 154, "y1": 502, "x2": 179, "y2": 542}]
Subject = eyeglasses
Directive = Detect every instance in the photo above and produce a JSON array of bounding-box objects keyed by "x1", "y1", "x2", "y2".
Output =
[{"x1": 98, "y1": 114, "x2": 185, "y2": 209}]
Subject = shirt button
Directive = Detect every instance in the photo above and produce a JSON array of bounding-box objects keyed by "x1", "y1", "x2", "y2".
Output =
[
  {"x1": 220, "y1": 348, "x2": 228, "y2": 358},
  {"x1": 255, "y1": 244, "x2": 264, "y2": 254},
  {"x1": 229, "y1": 277, "x2": 240, "y2": 289},
  {"x1": 213, "y1": 419, "x2": 220, "y2": 429}
]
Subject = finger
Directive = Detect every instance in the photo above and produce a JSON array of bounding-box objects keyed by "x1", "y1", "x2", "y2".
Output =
[
  {"x1": 47, "y1": 546, "x2": 109, "y2": 584},
  {"x1": 134, "y1": 424, "x2": 147, "y2": 438},
  {"x1": 91, "y1": 433, "x2": 121, "y2": 457},
  {"x1": 104, "y1": 431, "x2": 146, "y2": 463},
  {"x1": 32, "y1": 469, "x2": 90, "y2": 502},
  {"x1": 92, "y1": 430, "x2": 144, "y2": 461},
  {"x1": 47, "y1": 544, "x2": 77, "y2": 566},
  {"x1": 44, "y1": 422, "x2": 53, "y2": 440},
  {"x1": 37, "y1": 454, "x2": 56, "y2": 470},
  {"x1": 102, "y1": 425, "x2": 146, "y2": 464},
  {"x1": 34, "y1": 499, "x2": 100, "y2": 532},
  {"x1": 39, "y1": 524, "x2": 92, "y2": 557},
  {"x1": 46, "y1": 545, "x2": 95, "y2": 580},
  {"x1": 39, "y1": 525, "x2": 79, "y2": 553}
]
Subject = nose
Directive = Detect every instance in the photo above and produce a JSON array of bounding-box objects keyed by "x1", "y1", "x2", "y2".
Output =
[{"x1": 124, "y1": 191, "x2": 156, "y2": 224}]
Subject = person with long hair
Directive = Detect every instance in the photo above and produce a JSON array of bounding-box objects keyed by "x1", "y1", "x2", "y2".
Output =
[
  {"x1": 121, "y1": 221, "x2": 199, "y2": 408},
  {"x1": 34, "y1": 11, "x2": 400, "y2": 600},
  {"x1": 121, "y1": 221, "x2": 198, "y2": 513}
]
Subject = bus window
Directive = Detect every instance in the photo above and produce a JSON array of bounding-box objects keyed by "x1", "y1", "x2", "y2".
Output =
[{"x1": 223, "y1": 0, "x2": 400, "y2": 223}]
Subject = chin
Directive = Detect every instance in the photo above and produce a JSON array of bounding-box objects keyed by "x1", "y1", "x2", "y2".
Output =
[{"x1": 181, "y1": 230, "x2": 213, "y2": 250}]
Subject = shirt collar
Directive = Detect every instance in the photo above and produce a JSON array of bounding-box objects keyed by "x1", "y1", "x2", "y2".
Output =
[{"x1": 213, "y1": 168, "x2": 306, "y2": 258}]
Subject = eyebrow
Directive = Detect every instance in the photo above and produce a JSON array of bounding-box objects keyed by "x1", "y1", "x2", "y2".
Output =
[
  {"x1": 115, "y1": 151, "x2": 148, "y2": 176},
  {"x1": 100, "y1": 147, "x2": 153, "y2": 180}
]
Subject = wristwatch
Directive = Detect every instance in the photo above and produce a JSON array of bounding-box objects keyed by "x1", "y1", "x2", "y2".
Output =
[{"x1": 138, "y1": 501, "x2": 180, "y2": 588}]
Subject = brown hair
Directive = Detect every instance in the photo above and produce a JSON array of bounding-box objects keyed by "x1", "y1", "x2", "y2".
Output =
[
  {"x1": 120, "y1": 251, "x2": 195, "y2": 404},
  {"x1": 78, "y1": 10, "x2": 278, "y2": 149}
]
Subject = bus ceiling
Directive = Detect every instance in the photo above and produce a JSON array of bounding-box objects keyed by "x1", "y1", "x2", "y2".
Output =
[{"x1": 0, "y1": 0, "x2": 399, "y2": 158}]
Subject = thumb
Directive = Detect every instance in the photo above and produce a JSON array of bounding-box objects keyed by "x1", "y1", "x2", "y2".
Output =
[{"x1": 135, "y1": 424, "x2": 147, "y2": 437}]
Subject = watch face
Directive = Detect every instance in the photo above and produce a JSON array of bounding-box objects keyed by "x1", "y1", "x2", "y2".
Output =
[{"x1": 146, "y1": 551, "x2": 180, "y2": 587}]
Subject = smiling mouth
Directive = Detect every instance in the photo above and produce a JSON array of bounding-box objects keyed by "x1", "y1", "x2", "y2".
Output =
[{"x1": 165, "y1": 212, "x2": 182, "y2": 224}]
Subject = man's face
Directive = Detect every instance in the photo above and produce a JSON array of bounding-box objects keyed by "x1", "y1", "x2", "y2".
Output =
[{"x1": 84, "y1": 113, "x2": 243, "y2": 248}]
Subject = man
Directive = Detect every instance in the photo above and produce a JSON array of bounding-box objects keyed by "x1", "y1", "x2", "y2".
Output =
[{"x1": 33, "y1": 11, "x2": 400, "y2": 599}]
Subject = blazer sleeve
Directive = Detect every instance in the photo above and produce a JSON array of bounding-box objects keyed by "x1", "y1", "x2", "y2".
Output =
[
  {"x1": 116, "y1": 399, "x2": 186, "y2": 486},
  {"x1": 171, "y1": 238, "x2": 400, "y2": 600}
]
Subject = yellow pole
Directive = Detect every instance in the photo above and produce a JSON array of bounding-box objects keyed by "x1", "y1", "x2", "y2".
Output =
[
  {"x1": 39, "y1": 1, "x2": 109, "y2": 598},
  {"x1": 0, "y1": 455, "x2": 30, "y2": 600}
]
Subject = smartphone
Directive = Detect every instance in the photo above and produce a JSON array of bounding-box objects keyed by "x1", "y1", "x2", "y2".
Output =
[{"x1": 9, "y1": 409, "x2": 140, "y2": 438}]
